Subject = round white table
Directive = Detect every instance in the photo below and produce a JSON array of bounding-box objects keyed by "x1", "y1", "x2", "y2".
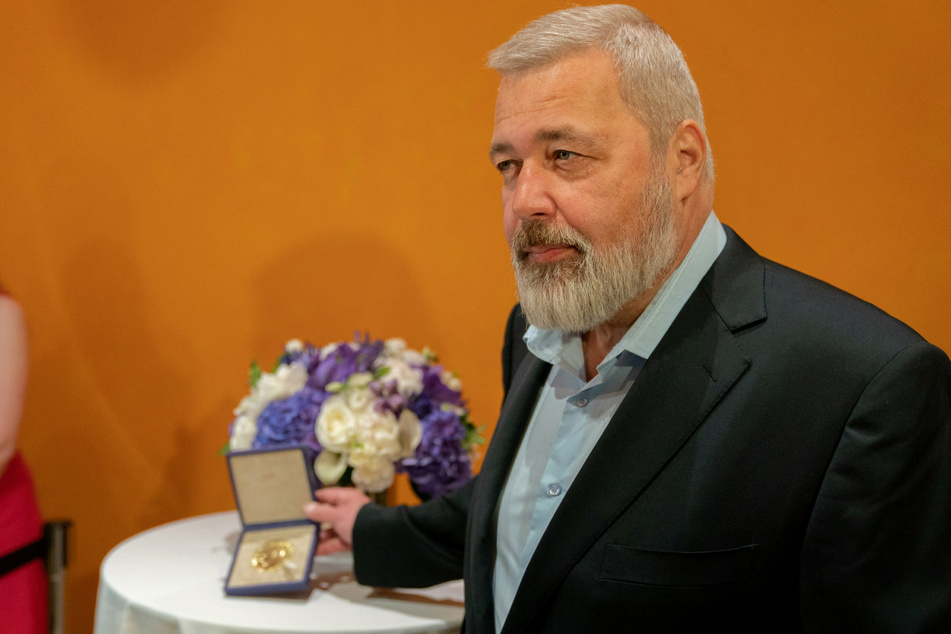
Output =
[{"x1": 94, "y1": 511, "x2": 464, "y2": 634}]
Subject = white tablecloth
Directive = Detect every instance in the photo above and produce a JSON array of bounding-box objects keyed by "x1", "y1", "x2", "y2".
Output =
[{"x1": 94, "y1": 511, "x2": 464, "y2": 634}]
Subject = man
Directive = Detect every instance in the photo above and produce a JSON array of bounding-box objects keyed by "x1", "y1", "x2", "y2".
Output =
[{"x1": 305, "y1": 5, "x2": 951, "y2": 632}]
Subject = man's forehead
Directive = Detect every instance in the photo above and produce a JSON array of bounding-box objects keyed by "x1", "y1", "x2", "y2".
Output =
[
  {"x1": 492, "y1": 56, "x2": 631, "y2": 134},
  {"x1": 494, "y1": 50, "x2": 620, "y2": 103},
  {"x1": 489, "y1": 85, "x2": 642, "y2": 158}
]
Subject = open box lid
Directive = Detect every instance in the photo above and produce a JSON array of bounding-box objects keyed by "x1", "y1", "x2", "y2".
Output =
[{"x1": 227, "y1": 446, "x2": 316, "y2": 527}]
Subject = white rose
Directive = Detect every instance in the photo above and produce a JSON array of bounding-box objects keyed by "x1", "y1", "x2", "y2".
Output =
[
  {"x1": 350, "y1": 457, "x2": 395, "y2": 493},
  {"x1": 314, "y1": 450, "x2": 349, "y2": 486},
  {"x1": 285, "y1": 339, "x2": 304, "y2": 353},
  {"x1": 233, "y1": 392, "x2": 268, "y2": 420},
  {"x1": 354, "y1": 409, "x2": 402, "y2": 458},
  {"x1": 315, "y1": 395, "x2": 355, "y2": 452},
  {"x1": 321, "y1": 342, "x2": 340, "y2": 358},
  {"x1": 441, "y1": 370, "x2": 462, "y2": 392},
  {"x1": 397, "y1": 409, "x2": 422, "y2": 458},
  {"x1": 229, "y1": 415, "x2": 257, "y2": 451},
  {"x1": 381, "y1": 359, "x2": 423, "y2": 397},
  {"x1": 403, "y1": 349, "x2": 428, "y2": 366},
  {"x1": 344, "y1": 386, "x2": 374, "y2": 412},
  {"x1": 383, "y1": 338, "x2": 407, "y2": 356},
  {"x1": 256, "y1": 363, "x2": 308, "y2": 403}
]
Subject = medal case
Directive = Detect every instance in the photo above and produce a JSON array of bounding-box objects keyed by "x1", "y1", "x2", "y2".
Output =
[{"x1": 225, "y1": 446, "x2": 319, "y2": 595}]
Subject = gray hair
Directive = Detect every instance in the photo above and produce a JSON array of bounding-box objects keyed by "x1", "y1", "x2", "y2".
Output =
[{"x1": 488, "y1": 4, "x2": 713, "y2": 180}]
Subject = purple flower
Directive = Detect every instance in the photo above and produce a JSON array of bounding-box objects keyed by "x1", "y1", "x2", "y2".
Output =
[
  {"x1": 371, "y1": 379, "x2": 407, "y2": 415},
  {"x1": 308, "y1": 338, "x2": 385, "y2": 390},
  {"x1": 310, "y1": 352, "x2": 348, "y2": 389},
  {"x1": 399, "y1": 408, "x2": 471, "y2": 499},
  {"x1": 253, "y1": 387, "x2": 327, "y2": 455},
  {"x1": 423, "y1": 366, "x2": 464, "y2": 405},
  {"x1": 279, "y1": 342, "x2": 319, "y2": 368}
]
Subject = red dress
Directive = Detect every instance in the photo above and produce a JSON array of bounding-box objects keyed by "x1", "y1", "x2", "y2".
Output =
[
  {"x1": 0, "y1": 452, "x2": 47, "y2": 632},
  {"x1": 0, "y1": 461, "x2": 47, "y2": 628},
  {"x1": 0, "y1": 289, "x2": 46, "y2": 632}
]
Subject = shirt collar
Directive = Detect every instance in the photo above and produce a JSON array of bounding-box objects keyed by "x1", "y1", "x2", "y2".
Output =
[{"x1": 525, "y1": 211, "x2": 727, "y2": 376}]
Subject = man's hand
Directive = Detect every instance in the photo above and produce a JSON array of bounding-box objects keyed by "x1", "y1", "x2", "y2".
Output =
[{"x1": 303, "y1": 487, "x2": 371, "y2": 555}]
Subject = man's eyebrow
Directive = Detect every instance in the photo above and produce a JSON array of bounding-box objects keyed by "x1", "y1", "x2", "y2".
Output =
[
  {"x1": 535, "y1": 127, "x2": 596, "y2": 146},
  {"x1": 489, "y1": 142, "x2": 513, "y2": 162},
  {"x1": 489, "y1": 128, "x2": 598, "y2": 161}
]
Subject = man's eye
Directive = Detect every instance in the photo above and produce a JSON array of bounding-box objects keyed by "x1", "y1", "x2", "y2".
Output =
[
  {"x1": 554, "y1": 150, "x2": 576, "y2": 160},
  {"x1": 496, "y1": 160, "x2": 514, "y2": 172}
]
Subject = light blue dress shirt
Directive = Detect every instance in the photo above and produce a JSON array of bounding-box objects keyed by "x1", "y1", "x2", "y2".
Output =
[{"x1": 493, "y1": 211, "x2": 727, "y2": 632}]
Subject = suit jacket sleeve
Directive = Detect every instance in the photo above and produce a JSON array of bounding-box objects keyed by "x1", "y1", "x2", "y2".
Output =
[
  {"x1": 352, "y1": 476, "x2": 474, "y2": 587},
  {"x1": 800, "y1": 340, "x2": 951, "y2": 632},
  {"x1": 351, "y1": 305, "x2": 528, "y2": 588}
]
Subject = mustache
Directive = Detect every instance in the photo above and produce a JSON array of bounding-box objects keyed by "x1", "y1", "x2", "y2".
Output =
[{"x1": 510, "y1": 221, "x2": 591, "y2": 258}]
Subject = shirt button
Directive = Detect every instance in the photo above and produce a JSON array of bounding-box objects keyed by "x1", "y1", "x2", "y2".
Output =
[
  {"x1": 547, "y1": 483, "x2": 562, "y2": 497},
  {"x1": 575, "y1": 397, "x2": 589, "y2": 407}
]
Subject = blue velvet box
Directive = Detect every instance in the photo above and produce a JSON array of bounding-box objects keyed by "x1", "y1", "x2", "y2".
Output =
[{"x1": 224, "y1": 446, "x2": 319, "y2": 596}]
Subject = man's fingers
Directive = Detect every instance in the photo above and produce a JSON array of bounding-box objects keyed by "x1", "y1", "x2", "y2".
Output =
[
  {"x1": 314, "y1": 487, "x2": 350, "y2": 504},
  {"x1": 314, "y1": 487, "x2": 367, "y2": 505},
  {"x1": 303, "y1": 501, "x2": 336, "y2": 524},
  {"x1": 316, "y1": 537, "x2": 350, "y2": 556},
  {"x1": 303, "y1": 487, "x2": 370, "y2": 552}
]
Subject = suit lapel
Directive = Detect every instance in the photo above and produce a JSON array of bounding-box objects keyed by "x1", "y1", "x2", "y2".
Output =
[
  {"x1": 466, "y1": 351, "x2": 550, "y2": 634},
  {"x1": 499, "y1": 227, "x2": 767, "y2": 633}
]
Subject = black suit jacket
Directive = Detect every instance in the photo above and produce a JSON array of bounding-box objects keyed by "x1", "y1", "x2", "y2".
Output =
[{"x1": 354, "y1": 227, "x2": 951, "y2": 633}]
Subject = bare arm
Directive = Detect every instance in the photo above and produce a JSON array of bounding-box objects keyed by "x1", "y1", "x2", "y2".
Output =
[{"x1": 0, "y1": 295, "x2": 28, "y2": 476}]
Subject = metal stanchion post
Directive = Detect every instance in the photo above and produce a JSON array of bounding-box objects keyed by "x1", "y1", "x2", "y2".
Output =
[{"x1": 44, "y1": 520, "x2": 72, "y2": 634}]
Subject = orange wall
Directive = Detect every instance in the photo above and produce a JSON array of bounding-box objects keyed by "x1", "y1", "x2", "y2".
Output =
[{"x1": 1, "y1": 1, "x2": 949, "y2": 631}]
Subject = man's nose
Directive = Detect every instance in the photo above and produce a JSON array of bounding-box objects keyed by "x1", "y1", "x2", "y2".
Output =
[{"x1": 510, "y1": 164, "x2": 555, "y2": 221}]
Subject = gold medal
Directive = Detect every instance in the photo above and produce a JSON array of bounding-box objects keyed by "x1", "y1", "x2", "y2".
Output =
[{"x1": 250, "y1": 539, "x2": 295, "y2": 573}]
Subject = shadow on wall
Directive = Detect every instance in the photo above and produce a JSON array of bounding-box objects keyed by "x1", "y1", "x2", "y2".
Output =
[
  {"x1": 57, "y1": 0, "x2": 221, "y2": 82},
  {"x1": 254, "y1": 232, "x2": 442, "y2": 361},
  {"x1": 29, "y1": 239, "x2": 198, "y2": 632}
]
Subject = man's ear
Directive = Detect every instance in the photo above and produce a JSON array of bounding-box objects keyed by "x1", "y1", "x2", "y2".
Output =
[{"x1": 667, "y1": 120, "x2": 707, "y2": 201}]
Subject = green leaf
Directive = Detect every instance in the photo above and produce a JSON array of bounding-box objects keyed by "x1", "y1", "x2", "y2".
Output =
[
  {"x1": 326, "y1": 381, "x2": 344, "y2": 393},
  {"x1": 461, "y1": 413, "x2": 485, "y2": 449},
  {"x1": 374, "y1": 366, "x2": 390, "y2": 379},
  {"x1": 464, "y1": 428, "x2": 486, "y2": 449},
  {"x1": 249, "y1": 360, "x2": 262, "y2": 389},
  {"x1": 218, "y1": 441, "x2": 231, "y2": 456}
]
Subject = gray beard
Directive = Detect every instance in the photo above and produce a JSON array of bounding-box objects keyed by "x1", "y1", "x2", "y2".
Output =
[{"x1": 510, "y1": 171, "x2": 677, "y2": 333}]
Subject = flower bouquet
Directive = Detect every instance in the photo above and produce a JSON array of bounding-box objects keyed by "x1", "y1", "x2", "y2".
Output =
[{"x1": 226, "y1": 335, "x2": 482, "y2": 499}]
